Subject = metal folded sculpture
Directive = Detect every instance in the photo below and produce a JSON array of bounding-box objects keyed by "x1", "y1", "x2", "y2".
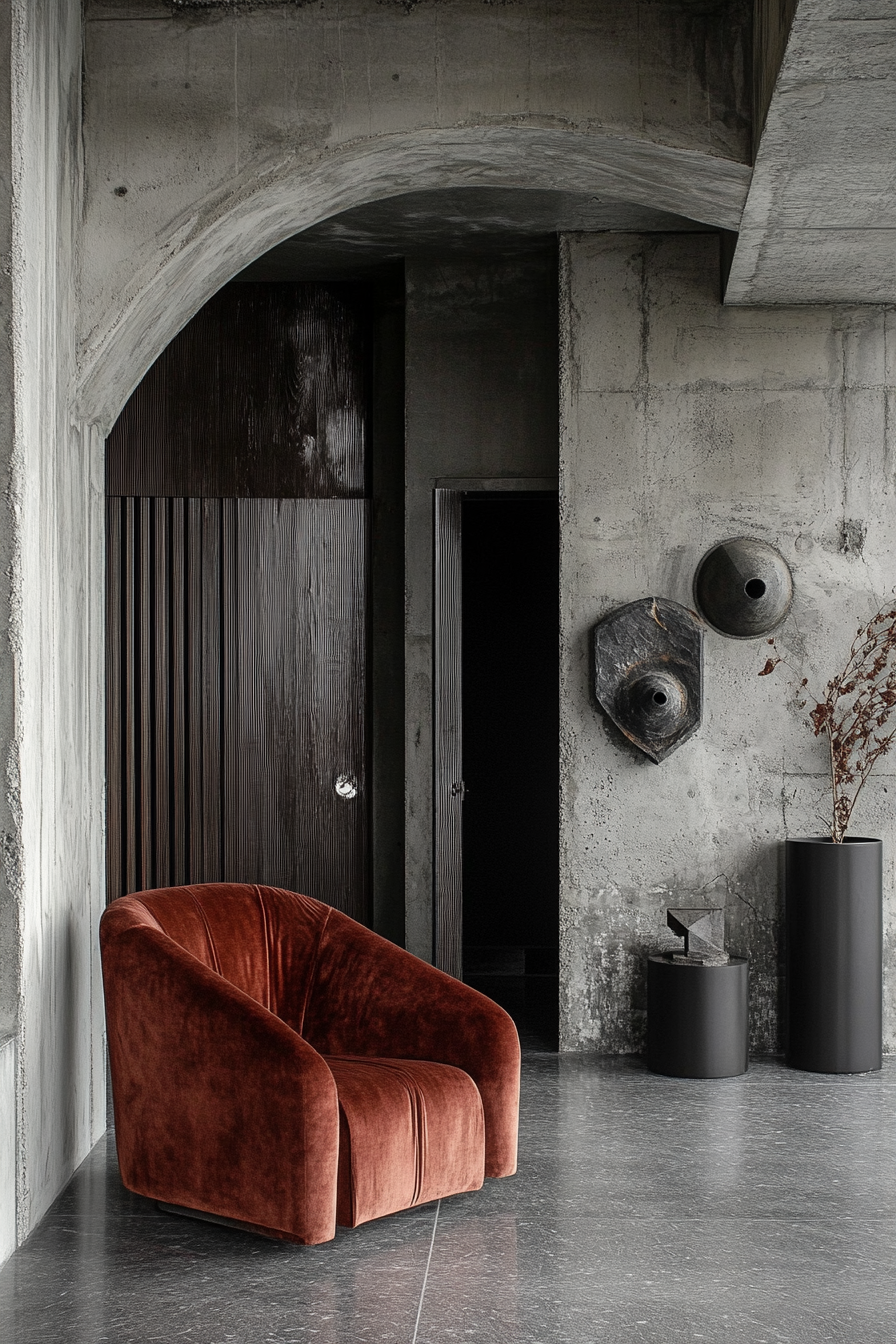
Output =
[{"x1": 666, "y1": 906, "x2": 729, "y2": 966}]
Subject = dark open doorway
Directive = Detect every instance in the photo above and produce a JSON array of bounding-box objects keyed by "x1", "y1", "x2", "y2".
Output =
[{"x1": 460, "y1": 492, "x2": 559, "y2": 1049}]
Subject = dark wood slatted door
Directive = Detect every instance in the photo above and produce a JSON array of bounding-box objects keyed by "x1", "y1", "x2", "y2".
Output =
[
  {"x1": 106, "y1": 496, "x2": 368, "y2": 919},
  {"x1": 106, "y1": 281, "x2": 371, "y2": 922}
]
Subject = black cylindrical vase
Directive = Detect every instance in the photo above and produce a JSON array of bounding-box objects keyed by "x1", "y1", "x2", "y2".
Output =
[{"x1": 785, "y1": 836, "x2": 882, "y2": 1074}]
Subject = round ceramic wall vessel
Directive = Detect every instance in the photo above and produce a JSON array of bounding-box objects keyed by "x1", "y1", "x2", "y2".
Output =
[{"x1": 693, "y1": 536, "x2": 793, "y2": 639}]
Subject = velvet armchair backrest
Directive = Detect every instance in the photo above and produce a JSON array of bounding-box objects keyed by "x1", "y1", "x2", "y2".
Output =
[{"x1": 110, "y1": 883, "x2": 333, "y2": 1036}]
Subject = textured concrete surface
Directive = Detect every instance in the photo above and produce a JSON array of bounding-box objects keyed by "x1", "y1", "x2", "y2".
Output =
[
  {"x1": 0, "y1": 0, "x2": 14, "y2": 1053},
  {"x1": 3, "y1": 0, "x2": 107, "y2": 1260},
  {"x1": 404, "y1": 252, "x2": 559, "y2": 957},
  {"x1": 2, "y1": 1056, "x2": 895, "y2": 1343},
  {"x1": 0, "y1": 1037, "x2": 14, "y2": 1264},
  {"x1": 560, "y1": 231, "x2": 896, "y2": 1054},
  {"x1": 729, "y1": 0, "x2": 896, "y2": 303},
  {"x1": 77, "y1": 0, "x2": 751, "y2": 430},
  {"x1": 236, "y1": 187, "x2": 718, "y2": 281}
]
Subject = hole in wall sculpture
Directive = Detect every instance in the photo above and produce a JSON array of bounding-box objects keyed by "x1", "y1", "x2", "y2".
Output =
[
  {"x1": 592, "y1": 597, "x2": 703, "y2": 764},
  {"x1": 693, "y1": 536, "x2": 793, "y2": 639}
]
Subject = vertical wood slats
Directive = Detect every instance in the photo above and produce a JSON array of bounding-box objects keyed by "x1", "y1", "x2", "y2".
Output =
[
  {"x1": 198, "y1": 498, "x2": 222, "y2": 883},
  {"x1": 433, "y1": 489, "x2": 464, "y2": 978},
  {"x1": 221, "y1": 498, "x2": 239, "y2": 886},
  {"x1": 122, "y1": 499, "x2": 138, "y2": 897},
  {"x1": 106, "y1": 497, "x2": 369, "y2": 922},
  {"x1": 105, "y1": 501, "x2": 123, "y2": 905},
  {"x1": 152, "y1": 499, "x2": 171, "y2": 890},
  {"x1": 138, "y1": 498, "x2": 154, "y2": 892},
  {"x1": 168, "y1": 505, "x2": 187, "y2": 887}
]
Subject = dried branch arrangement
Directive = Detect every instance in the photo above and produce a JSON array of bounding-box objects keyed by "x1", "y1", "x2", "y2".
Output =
[{"x1": 760, "y1": 601, "x2": 896, "y2": 842}]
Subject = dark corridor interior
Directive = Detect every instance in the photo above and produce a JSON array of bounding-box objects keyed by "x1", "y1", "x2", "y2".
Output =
[{"x1": 461, "y1": 493, "x2": 559, "y2": 1050}]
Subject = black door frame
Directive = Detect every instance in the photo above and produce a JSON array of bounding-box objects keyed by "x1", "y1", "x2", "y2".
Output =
[{"x1": 432, "y1": 477, "x2": 559, "y2": 977}]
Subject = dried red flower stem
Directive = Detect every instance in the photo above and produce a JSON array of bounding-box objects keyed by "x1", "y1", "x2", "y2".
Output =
[{"x1": 760, "y1": 602, "x2": 896, "y2": 842}]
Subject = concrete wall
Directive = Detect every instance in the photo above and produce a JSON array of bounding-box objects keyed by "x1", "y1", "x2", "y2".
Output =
[
  {"x1": 560, "y1": 231, "x2": 896, "y2": 1054},
  {"x1": 0, "y1": 0, "x2": 107, "y2": 1260},
  {"x1": 0, "y1": 1036, "x2": 14, "y2": 1263},
  {"x1": 730, "y1": 0, "x2": 896, "y2": 305},
  {"x1": 0, "y1": 0, "x2": 14, "y2": 1048},
  {"x1": 78, "y1": 0, "x2": 751, "y2": 431},
  {"x1": 405, "y1": 251, "x2": 559, "y2": 956},
  {"x1": 752, "y1": 0, "x2": 798, "y2": 157}
]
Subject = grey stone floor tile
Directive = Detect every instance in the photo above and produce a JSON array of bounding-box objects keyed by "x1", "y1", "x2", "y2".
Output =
[
  {"x1": 2, "y1": 1056, "x2": 895, "y2": 1343},
  {"x1": 0, "y1": 1161, "x2": 438, "y2": 1344},
  {"x1": 492, "y1": 1057, "x2": 896, "y2": 1221},
  {"x1": 416, "y1": 1213, "x2": 896, "y2": 1343}
]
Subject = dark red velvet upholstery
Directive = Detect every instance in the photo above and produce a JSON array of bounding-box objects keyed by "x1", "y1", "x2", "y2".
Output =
[
  {"x1": 326, "y1": 1056, "x2": 485, "y2": 1227},
  {"x1": 100, "y1": 884, "x2": 520, "y2": 1244}
]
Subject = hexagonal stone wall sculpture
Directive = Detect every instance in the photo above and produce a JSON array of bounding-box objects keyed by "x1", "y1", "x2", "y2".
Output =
[{"x1": 592, "y1": 597, "x2": 703, "y2": 763}]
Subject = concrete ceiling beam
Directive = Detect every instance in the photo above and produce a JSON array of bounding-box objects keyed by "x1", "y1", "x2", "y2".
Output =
[{"x1": 728, "y1": 0, "x2": 896, "y2": 304}]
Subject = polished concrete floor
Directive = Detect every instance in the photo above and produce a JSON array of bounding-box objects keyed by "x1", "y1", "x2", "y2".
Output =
[{"x1": 1, "y1": 1054, "x2": 894, "y2": 1343}]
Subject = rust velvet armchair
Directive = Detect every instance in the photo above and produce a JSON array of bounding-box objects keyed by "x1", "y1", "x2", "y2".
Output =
[{"x1": 100, "y1": 883, "x2": 520, "y2": 1245}]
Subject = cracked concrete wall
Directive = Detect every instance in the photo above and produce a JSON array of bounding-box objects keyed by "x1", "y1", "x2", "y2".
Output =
[{"x1": 560, "y1": 231, "x2": 896, "y2": 1055}]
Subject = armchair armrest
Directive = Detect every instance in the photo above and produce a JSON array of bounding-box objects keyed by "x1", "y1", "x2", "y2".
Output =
[
  {"x1": 101, "y1": 911, "x2": 339, "y2": 1245},
  {"x1": 302, "y1": 913, "x2": 520, "y2": 1178}
]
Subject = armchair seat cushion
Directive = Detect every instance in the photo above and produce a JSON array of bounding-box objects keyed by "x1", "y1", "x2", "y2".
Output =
[{"x1": 326, "y1": 1056, "x2": 485, "y2": 1228}]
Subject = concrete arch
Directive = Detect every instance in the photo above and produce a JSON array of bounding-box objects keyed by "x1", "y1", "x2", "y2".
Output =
[{"x1": 77, "y1": 126, "x2": 751, "y2": 431}]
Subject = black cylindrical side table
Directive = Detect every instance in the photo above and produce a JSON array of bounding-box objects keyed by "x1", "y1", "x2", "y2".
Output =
[
  {"x1": 647, "y1": 955, "x2": 749, "y2": 1078},
  {"x1": 786, "y1": 837, "x2": 882, "y2": 1074}
]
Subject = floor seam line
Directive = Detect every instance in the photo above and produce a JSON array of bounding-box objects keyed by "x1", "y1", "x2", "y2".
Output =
[{"x1": 410, "y1": 1199, "x2": 440, "y2": 1344}]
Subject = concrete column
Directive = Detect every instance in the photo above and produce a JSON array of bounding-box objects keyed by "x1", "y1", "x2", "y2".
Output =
[{"x1": 0, "y1": 0, "x2": 106, "y2": 1265}]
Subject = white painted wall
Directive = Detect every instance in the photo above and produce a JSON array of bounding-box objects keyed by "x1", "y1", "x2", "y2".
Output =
[{"x1": 560, "y1": 232, "x2": 896, "y2": 1053}]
